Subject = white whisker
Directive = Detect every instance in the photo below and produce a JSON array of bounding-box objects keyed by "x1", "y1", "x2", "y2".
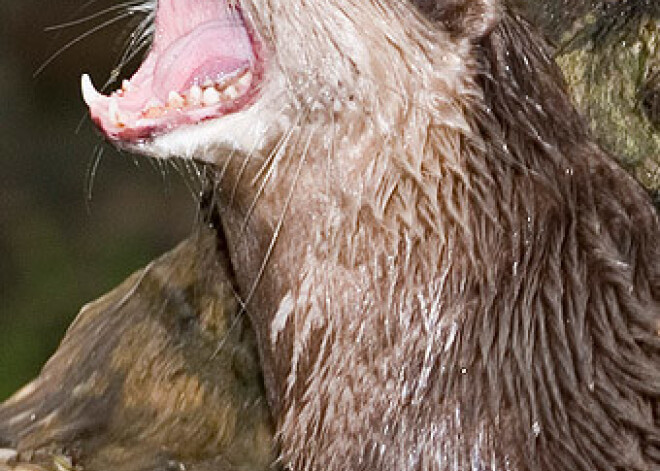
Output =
[
  {"x1": 239, "y1": 108, "x2": 306, "y2": 235},
  {"x1": 85, "y1": 145, "x2": 105, "y2": 209},
  {"x1": 239, "y1": 108, "x2": 315, "y2": 318},
  {"x1": 44, "y1": 1, "x2": 143, "y2": 31},
  {"x1": 34, "y1": 12, "x2": 133, "y2": 78},
  {"x1": 211, "y1": 111, "x2": 313, "y2": 354},
  {"x1": 212, "y1": 91, "x2": 284, "y2": 188}
]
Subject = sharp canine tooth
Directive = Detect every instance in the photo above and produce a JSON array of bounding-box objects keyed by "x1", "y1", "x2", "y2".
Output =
[
  {"x1": 224, "y1": 85, "x2": 239, "y2": 100},
  {"x1": 189, "y1": 85, "x2": 202, "y2": 104},
  {"x1": 168, "y1": 91, "x2": 185, "y2": 107},
  {"x1": 203, "y1": 78, "x2": 215, "y2": 88},
  {"x1": 202, "y1": 87, "x2": 221, "y2": 106},
  {"x1": 81, "y1": 74, "x2": 102, "y2": 105}
]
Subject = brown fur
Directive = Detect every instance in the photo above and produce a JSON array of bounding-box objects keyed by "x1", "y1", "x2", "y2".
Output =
[
  {"x1": 3, "y1": 1, "x2": 659, "y2": 470},
  {"x1": 197, "y1": 1, "x2": 660, "y2": 470},
  {"x1": 6, "y1": 1, "x2": 658, "y2": 471}
]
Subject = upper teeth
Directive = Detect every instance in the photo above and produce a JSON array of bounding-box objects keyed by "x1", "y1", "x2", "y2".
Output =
[
  {"x1": 238, "y1": 71, "x2": 252, "y2": 89},
  {"x1": 223, "y1": 85, "x2": 239, "y2": 100}
]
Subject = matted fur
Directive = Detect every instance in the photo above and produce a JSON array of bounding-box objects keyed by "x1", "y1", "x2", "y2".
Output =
[{"x1": 125, "y1": 0, "x2": 660, "y2": 470}]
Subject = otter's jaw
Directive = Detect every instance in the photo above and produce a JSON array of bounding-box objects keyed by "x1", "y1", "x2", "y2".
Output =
[
  {"x1": 81, "y1": 0, "x2": 266, "y2": 156},
  {"x1": 128, "y1": 102, "x2": 272, "y2": 161}
]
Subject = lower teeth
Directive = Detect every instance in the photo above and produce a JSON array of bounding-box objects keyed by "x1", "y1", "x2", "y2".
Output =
[
  {"x1": 131, "y1": 71, "x2": 253, "y2": 120},
  {"x1": 202, "y1": 87, "x2": 222, "y2": 106}
]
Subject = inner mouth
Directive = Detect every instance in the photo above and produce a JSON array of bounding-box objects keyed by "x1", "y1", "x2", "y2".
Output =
[{"x1": 82, "y1": 0, "x2": 262, "y2": 142}]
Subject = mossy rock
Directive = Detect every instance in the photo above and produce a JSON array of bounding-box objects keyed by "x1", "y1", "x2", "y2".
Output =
[
  {"x1": 518, "y1": 0, "x2": 660, "y2": 191},
  {"x1": 0, "y1": 228, "x2": 277, "y2": 471}
]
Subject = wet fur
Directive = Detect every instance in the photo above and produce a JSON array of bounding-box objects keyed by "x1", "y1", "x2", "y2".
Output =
[
  {"x1": 135, "y1": 1, "x2": 660, "y2": 471},
  {"x1": 165, "y1": 1, "x2": 660, "y2": 470},
  {"x1": 5, "y1": 1, "x2": 659, "y2": 471}
]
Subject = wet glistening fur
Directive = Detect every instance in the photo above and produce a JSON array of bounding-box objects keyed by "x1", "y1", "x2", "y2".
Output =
[{"x1": 52, "y1": 0, "x2": 660, "y2": 470}]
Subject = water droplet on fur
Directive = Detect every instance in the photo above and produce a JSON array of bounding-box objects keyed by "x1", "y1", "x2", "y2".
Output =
[
  {"x1": 460, "y1": 367, "x2": 467, "y2": 375},
  {"x1": 532, "y1": 422, "x2": 541, "y2": 437}
]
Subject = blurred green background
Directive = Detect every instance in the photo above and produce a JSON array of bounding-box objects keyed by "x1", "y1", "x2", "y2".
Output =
[{"x1": 0, "y1": 0, "x2": 197, "y2": 400}]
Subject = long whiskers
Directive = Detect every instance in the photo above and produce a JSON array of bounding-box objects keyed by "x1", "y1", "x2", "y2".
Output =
[
  {"x1": 67, "y1": 1, "x2": 154, "y2": 131},
  {"x1": 212, "y1": 107, "x2": 314, "y2": 357},
  {"x1": 239, "y1": 108, "x2": 315, "y2": 316},
  {"x1": 44, "y1": 1, "x2": 144, "y2": 32},
  {"x1": 212, "y1": 91, "x2": 285, "y2": 191},
  {"x1": 35, "y1": 11, "x2": 135, "y2": 78},
  {"x1": 227, "y1": 99, "x2": 293, "y2": 205},
  {"x1": 101, "y1": 5, "x2": 155, "y2": 91},
  {"x1": 85, "y1": 145, "x2": 105, "y2": 211},
  {"x1": 238, "y1": 108, "x2": 306, "y2": 236}
]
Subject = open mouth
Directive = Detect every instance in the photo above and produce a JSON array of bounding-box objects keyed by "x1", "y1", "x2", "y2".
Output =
[{"x1": 82, "y1": 0, "x2": 262, "y2": 142}]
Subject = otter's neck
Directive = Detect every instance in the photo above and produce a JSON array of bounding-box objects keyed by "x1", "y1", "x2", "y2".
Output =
[{"x1": 213, "y1": 11, "x2": 655, "y2": 471}]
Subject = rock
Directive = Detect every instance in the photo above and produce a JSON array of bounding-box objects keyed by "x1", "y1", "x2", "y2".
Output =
[
  {"x1": 518, "y1": 0, "x2": 660, "y2": 191},
  {"x1": 0, "y1": 227, "x2": 276, "y2": 471}
]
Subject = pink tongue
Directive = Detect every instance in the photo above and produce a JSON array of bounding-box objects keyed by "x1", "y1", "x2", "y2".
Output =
[
  {"x1": 152, "y1": 21, "x2": 252, "y2": 102},
  {"x1": 127, "y1": 0, "x2": 254, "y2": 105}
]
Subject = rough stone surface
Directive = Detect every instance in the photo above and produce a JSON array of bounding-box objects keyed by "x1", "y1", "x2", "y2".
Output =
[{"x1": 0, "y1": 227, "x2": 276, "y2": 471}]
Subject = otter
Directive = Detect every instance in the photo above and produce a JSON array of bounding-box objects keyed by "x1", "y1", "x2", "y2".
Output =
[{"x1": 78, "y1": 0, "x2": 660, "y2": 470}]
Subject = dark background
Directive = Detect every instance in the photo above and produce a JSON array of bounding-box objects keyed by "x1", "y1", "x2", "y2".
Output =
[{"x1": 0, "y1": 0, "x2": 197, "y2": 400}]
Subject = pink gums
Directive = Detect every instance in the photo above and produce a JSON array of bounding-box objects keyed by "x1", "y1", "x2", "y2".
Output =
[{"x1": 83, "y1": 0, "x2": 260, "y2": 142}]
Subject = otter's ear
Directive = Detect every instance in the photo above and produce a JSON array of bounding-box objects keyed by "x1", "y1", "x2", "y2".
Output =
[{"x1": 411, "y1": 0, "x2": 500, "y2": 39}]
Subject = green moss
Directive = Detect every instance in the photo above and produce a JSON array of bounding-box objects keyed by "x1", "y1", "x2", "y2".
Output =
[{"x1": 557, "y1": 19, "x2": 660, "y2": 189}]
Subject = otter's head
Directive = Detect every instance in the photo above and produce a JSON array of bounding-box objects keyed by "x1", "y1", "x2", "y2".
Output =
[{"x1": 81, "y1": 0, "x2": 500, "y2": 164}]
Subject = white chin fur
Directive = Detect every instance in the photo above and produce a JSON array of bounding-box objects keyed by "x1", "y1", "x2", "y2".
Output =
[{"x1": 129, "y1": 101, "x2": 274, "y2": 164}]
